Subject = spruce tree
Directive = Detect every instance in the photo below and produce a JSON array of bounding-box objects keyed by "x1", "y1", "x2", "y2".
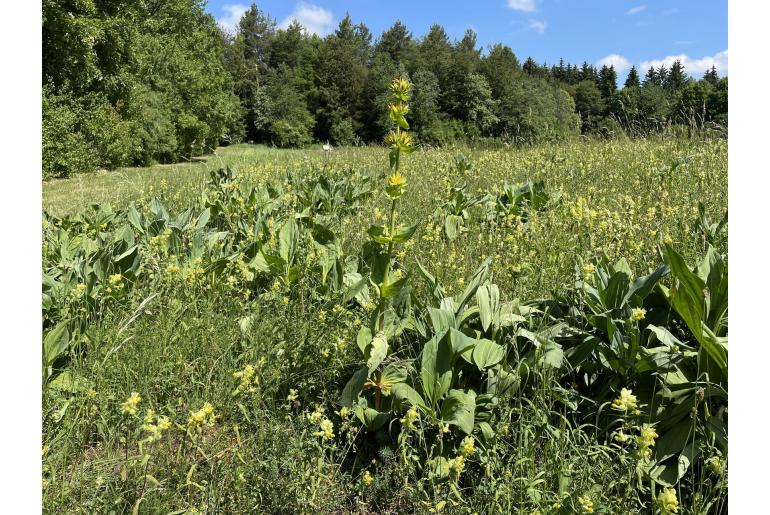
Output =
[
  {"x1": 666, "y1": 59, "x2": 687, "y2": 93},
  {"x1": 624, "y1": 66, "x2": 640, "y2": 89},
  {"x1": 597, "y1": 65, "x2": 617, "y2": 98},
  {"x1": 703, "y1": 65, "x2": 719, "y2": 85}
]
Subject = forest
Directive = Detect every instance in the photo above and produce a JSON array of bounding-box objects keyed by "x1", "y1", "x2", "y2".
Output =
[{"x1": 42, "y1": 0, "x2": 727, "y2": 179}]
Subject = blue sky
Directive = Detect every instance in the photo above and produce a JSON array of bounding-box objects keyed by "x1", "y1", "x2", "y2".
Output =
[{"x1": 207, "y1": 1, "x2": 728, "y2": 81}]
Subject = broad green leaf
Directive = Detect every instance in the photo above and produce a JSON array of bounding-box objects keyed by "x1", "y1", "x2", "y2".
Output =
[
  {"x1": 43, "y1": 321, "x2": 70, "y2": 370},
  {"x1": 656, "y1": 420, "x2": 693, "y2": 462},
  {"x1": 421, "y1": 333, "x2": 452, "y2": 406},
  {"x1": 449, "y1": 328, "x2": 476, "y2": 357},
  {"x1": 355, "y1": 407, "x2": 389, "y2": 431},
  {"x1": 380, "y1": 363, "x2": 407, "y2": 389},
  {"x1": 367, "y1": 225, "x2": 391, "y2": 244},
  {"x1": 391, "y1": 223, "x2": 418, "y2": 244},
  {"x1": 429, "y1": 307, "x2": 455, "y2": 334},
  {"x1": 429, "y1": 457, "x2": 451, "y2": 479},
  {"x1": 279, "y1": 218, "x2": 298, "y2": 264},
  {"x1": 487, "y1": 367, "x2": 519, "y2": 398},
  {"x1": 381, "y1": 276, "x2": 408, "y2": 300},
  {"x1": 601, "y1": 271, "x2": 630, "y2": 310},
  {"x1": 195, "y1": 208, "x2": 210, "y2": 230},
  {"x1": 366, "y1": 333, "x2": 389, "y2": 373},
  {"x1": 698, "y1": 324, "x2": 727, "y2": 371},
  {"x1": 357, "y1": 326, "x2": 373, "y2": 355},
  {"x1": 476, "y1": 283, "x2": 500, "y2": 332},
  {"x1": 665, "y1": 245, "x2": 706, "y2": 344},
  {"x1": 392, "y1": 383, "x2": 427, "y2": 411},
  {"x1": 444, "y1": 215, "x2": 463, "y2": 240},
  {"x1": 471, "y1": 339, "x2": 505, "y2": 370},
  {"x1": 340, "y1": 367, "x2": 368, "y2": 407},
  {"x1": 623, "y1": 264, "x2": 668, "y2": 306},
  {"x1": 441, "y1": 389, "x2": 476, "y2": 434},
  {"x1": 455, "y1": 257, "x2": 493, "y2": 314},
  {"x1": 541, "y1": 341, "x2": 564, "y2": 369}
]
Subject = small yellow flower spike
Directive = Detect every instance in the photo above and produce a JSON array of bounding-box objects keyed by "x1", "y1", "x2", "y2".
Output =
[
  {"x1": 449, "y1": 455, "x2": 465, "y2": 475},
  {"x1": 611, "y1": 388, "x2": 639, "y2": 412},
  {"x1": 121, "y1": 392, "x2": 142, "y2": 416},
  {"x1": 362, "y1": 470, "x2": 374, "y2": 487},
  {"x1": 657, "y1": 487, "x2": 679, "y2": 514},
  {"x1": 631, "y1": 307, "x2": 647, "y2": 322},
  {"x1": 577, "y1": 495, "x2": 594, "y2": 513},
  {"x1": 460, "y1": 436, "x2": 476, "y2": 456},
  {"x1": 400, "y1": 406, "x2": 419, "y2": 430},
  {"x1": 313, "y1": 418, "x2": 335, "y2": 441},
  {"x1": 636, "y1": 423, "x2": 659, "y2": 459}
]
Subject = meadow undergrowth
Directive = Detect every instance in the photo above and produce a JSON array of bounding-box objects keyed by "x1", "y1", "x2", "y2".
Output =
[{"x1": 43, "y1": 122, "x2": 726, "y2": 513}]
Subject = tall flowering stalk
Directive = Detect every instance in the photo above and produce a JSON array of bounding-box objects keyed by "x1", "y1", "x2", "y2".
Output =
[{"x1": 372, "y1": 77, "x2": 416, "y2": 333}]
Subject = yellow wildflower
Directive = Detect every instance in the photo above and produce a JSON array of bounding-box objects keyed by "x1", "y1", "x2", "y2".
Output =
[
  {"x1": 612, "y1": 388, "x2": 639, "y2": 412},
  {"x1": 389, "y1": 77, "x2": 411, "y2": 100},
  {"x1": 400, "y1": 406, "x2": 419, "y2": 430},
  {"x1": 362, "y1": 470, "x2": 374, "y2": 487},
  {"x1": 187, "y1": 402, "x2": 216, "y2": 431},
  {"x1": 121, "y1": 392, "x2": 141, "y2": 416},
  {"x1": 577, "y1": 494, "x2": 594, "y2": 513},
  {"x1": 449, "y1": 455, "x2": 465, "y2": 476},
  {"x1": 657, "y1": 487, "x2": 679, "y2": 514},
  {"x1": 636, "y1": 424, "x2": 659, "y2": 459},
  {"x1": 631, "y1": 307, "x2": 647, "y2": 322},
  {"x1": 460, "y1": 436, "x2": 476, "y2": 456},
  {"x1": 314, "y1": 418, "x2": 335, "y2": 441},
  {"x1": 386, "y1": 170, "x2": 407, "y2": 198}
]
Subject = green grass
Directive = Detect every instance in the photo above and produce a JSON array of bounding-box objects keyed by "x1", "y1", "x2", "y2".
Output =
[
  {"x1": 42, "y1": 137, "x2": 728, "y2": 514},
  {"x1": 43, "y1": 144, "x2": 329, "y2": 216}
]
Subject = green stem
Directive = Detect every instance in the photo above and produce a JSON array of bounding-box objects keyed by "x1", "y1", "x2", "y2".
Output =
[{"x1": 378, "y1": 197, "x2": 398, "y2": 333}]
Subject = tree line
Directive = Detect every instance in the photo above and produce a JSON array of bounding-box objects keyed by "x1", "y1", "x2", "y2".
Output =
[{"x1": 42, "y1": 1, "x2": 727, "y2": 178}]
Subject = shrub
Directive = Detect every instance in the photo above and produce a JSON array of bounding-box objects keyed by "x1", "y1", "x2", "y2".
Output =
[
  {"x1": 329, "y1": 117, "x2": 356, "y2": 146},
  {"x1": 42, "y1": 88, "x2": 98, "y2": 179},
  {"x1": 271, "y1": 118, "x2": 313, "y2": 148}
]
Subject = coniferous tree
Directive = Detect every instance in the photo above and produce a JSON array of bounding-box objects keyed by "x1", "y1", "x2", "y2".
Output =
[
  {"x1": 624, "y1": 66, "x2": 641, "y2": 89},
  {"x1": 376, "y1": 21, "x2": 414, "y2": 66},
  {"x1": 597, "y1": 65, "x2": 617, "y2": 99},
  {"x1": 703, "y1": 65, "x2": 719, "y2": 85},
  {"x1": 419, "y1": 25, "x2": 453, "y2": 112},
  {"x1": 665, "y1": 59, "x2": 687, "y2": 93}
]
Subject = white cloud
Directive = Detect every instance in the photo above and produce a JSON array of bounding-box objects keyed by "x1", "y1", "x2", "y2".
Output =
[
  {"x1": 507, "y1": 0, "x2": 537, "y2": 13},
  {"x1": 596, "y1": 54, "x2": 631, "y2": 73},
  {"x1": 527, "y1": 19, "x2": 547, "y2": 34},
  {"x1": 279, "y1": 2, "x2": 335, "y2": 36},
  {"x1": 640, "y1": 50, "x2": 728, "y2": 77},
  {"x1": 217, "y1": 4, "x2": 249, "y2": 34},
  {"x1": 625, "y1": 5, "x2": 646, "y2": 15}
]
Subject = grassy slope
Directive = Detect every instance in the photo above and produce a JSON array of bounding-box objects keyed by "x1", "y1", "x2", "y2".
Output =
[{"x1": 42, "y1": 138, "x2": 728, "y2": 514}]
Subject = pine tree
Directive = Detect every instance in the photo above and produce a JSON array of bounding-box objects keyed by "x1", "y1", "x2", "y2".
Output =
[{"x1": 624, "y1": 66, "x2": 640, "y2": 89}]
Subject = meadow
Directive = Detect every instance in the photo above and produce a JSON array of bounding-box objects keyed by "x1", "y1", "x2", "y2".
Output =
[{"x1": 42, "y1": 132, "x2": 727, "y2": 513}]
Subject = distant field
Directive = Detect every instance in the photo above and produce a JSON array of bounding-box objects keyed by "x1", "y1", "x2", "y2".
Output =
[{"x1": 43, "y1": 144, "x2": 333, "y2": 216}]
